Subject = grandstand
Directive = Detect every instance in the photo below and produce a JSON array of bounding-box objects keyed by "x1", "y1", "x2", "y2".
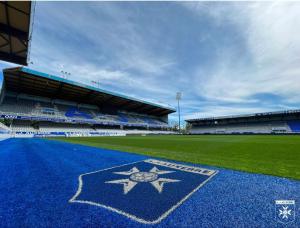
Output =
[
  {"x1": 0, "y1": 67, "x2": 176, "y2": 137},
  {"x1": 186, "y1": 110, "x2": 300, "y2": 134}
]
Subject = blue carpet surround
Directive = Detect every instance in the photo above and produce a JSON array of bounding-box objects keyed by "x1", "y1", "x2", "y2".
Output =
[{"x1": 0, "y1": 138, "x2": 299, "y2": 227}]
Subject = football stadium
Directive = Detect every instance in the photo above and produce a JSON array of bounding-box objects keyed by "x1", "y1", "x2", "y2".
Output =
[
  {"x1": 0, "y1": 67, "x2": 175, "y2": 137},
  {"x1": 0, "y1": 1, "x2": 299, "y2": 227},
  {"x1": 187, "y1": 110, "x2": 300, "y2": 134}
]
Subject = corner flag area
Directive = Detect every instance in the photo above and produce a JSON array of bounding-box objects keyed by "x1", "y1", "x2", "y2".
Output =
[{"x1": 0, "y1": 137, "x2": 299, "y2": 227}]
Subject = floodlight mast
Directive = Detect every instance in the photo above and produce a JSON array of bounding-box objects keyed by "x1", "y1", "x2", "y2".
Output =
[
  {"x1": 176, "y1": 92, "x2": 182, "y2": 133},
  {"x1": 59, "y1": 64, "x2": 71, "y2": 79}
]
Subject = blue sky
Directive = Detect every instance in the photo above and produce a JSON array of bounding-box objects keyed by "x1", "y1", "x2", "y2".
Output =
[{"x1": 1, "y1": 1, "x2": 300, "y2": 122}]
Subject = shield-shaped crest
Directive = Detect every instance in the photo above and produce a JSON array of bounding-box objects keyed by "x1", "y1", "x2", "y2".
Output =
[
  {"x1": 275, "y1": 200, "x2": 295, "y2": 224},
  {"x1": 69, "y1": 159, "x2": 218, "y2": 224}
]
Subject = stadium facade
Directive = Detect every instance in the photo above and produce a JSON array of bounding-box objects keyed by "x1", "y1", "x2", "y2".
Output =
[
  {"x1": 0, "y1": 67, "x2": 176, "y2": 137},
  {"x1": 186, "y1": 110, "x2": 300, "y2": 134}
]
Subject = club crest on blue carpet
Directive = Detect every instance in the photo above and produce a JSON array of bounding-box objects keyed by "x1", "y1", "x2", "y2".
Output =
[{"x1": 69, "y1": 159, "x2": 217, "y2": 224}]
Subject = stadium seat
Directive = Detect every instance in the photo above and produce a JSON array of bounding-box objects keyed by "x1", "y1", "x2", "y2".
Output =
[
  {"x1": 287, "y1": 121, "x2": 300, "y2": 133},
  {"x1": 0, "y1": 93, "x2": 170, "y2": 136}
]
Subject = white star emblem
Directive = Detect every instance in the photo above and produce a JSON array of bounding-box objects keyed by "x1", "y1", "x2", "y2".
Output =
[
  {"x1": 105, "y1": 166, "x2": 180, "y2": 194},
  {"x1": 279, "y1": 206, "x2": 292, "y2": 219}
]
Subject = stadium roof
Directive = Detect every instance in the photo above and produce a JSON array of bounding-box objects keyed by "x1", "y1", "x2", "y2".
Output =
[
  {"x1": 0, "y1": 1, "x2": 32, "y2": 65},
  {"x1": 186, "y1": 109, "x2": 300, "y2": 123},
  {"x1": 2, "y1": 67, "x2": 176, "y2": 116}
]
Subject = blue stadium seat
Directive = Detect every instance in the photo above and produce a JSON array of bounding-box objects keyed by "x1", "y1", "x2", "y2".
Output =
[
  {"x1": 118, "y1": 113, "x2": 129, "y2": 123},
  {"x1": 65, "y1": 107, "x2": 93, "y2": 119},
  {"x1": 287, "y1": 121, "x2": 300, "y2": 132}
]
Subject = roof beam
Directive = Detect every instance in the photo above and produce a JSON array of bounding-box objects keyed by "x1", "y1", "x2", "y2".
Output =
[
  {"x1": 4, "y1": 3, "x2": 12, "y2": 55},
  {"x1": 118, "y1": 100, "x2": 133, "y2": 109},
  {"x1": 0, "y1": 23, "x2": 28, "y2": 40},
  {"x1": 102, "y1": 95, "x2": 115, "y2": 103},
  {"x1": 83, "y1": 90, "x2": 98, "y2": 102},
  {"x1": 126, "y1": 102, "x2": 141, "y2": 110},
  {"x1": 12, "y1": 48, "x2": 27, "y2": 55},
  {"x1": 147, "y1": 108, "x2": 163, "y2": 115},
  {"x1": 0, "y1": 51, "x2": 26, "y2": 65},
  {"x1": 55, "y1": 82, "x2": 64, "y2": 96},
  {"x1": 130, "y1": 103, "x2": 146, "y2": 112},
  {"x1": 137, "y1": 105, "x2": 154, "y2": 113},
  {"x1": 0, "y1": 42, "x2": 9, "y2": 49},
  {"x1": 0, "y1": 2, "x2": 30, "y2": 15},
  {"x1": 0, "y1": 33, "x2": 9, "y2": 42},
  {"x1": 157, "y1": 110, "x2": 169, "y2": 116}
]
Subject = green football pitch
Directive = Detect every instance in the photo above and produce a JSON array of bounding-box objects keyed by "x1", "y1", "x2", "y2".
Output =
[{"x1": 52, "y1": 135, "x2": 300, "y2": 180}]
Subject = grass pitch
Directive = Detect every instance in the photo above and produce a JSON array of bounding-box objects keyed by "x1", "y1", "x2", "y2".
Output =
[{"x1": 52, "y1": 135, "x2": 300, "y2": 180}]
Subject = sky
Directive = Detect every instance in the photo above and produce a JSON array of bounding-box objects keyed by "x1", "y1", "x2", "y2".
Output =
[{"x1": 1, "y1": 1, "x2": 300, "y2": 122}]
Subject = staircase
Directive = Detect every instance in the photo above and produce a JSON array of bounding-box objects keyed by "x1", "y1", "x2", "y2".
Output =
[{"x1": 0, "y1": 122, "x2": 10, "y2": 131}]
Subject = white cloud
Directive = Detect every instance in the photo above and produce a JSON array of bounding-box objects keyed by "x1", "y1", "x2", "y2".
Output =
[
  {"x1": 185, "y1": 2, "x2": 300, "y2": 106},
  {"x1": 184, "y1": 106, "x2": 280, "y2": 121},
  {"x1": 3, "y1": 1, "x2": 297, "y2": 121},
  {"x1": 28, "y1": 2, "x2": 178, "y2": 107}
]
